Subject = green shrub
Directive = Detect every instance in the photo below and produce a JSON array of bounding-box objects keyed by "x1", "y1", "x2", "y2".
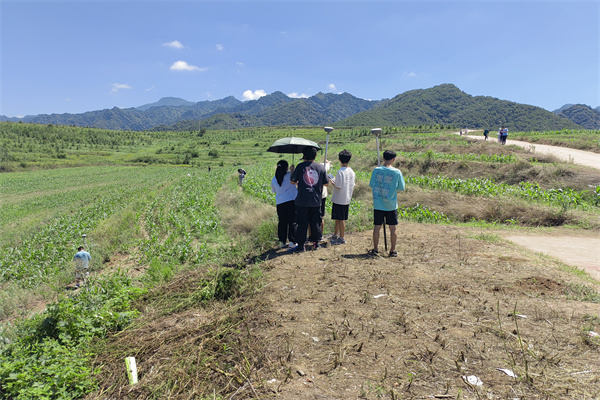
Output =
[
  {"x1": 0, "y1": 339, "x2": 97, "y2": 400},
  {"x1": 214, "y1": 269, "x2": 243, "y2": 300},
  {"x1": 0, "y1": 273, "x2": 145, "y2": 399}
]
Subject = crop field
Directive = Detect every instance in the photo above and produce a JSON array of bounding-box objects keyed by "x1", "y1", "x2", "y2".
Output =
[{"x1": 0, "y1": 123, "x2": 599, "y2": 399}]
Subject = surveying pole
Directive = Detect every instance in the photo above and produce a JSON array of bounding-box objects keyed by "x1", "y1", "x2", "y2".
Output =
[
  {"x1": 371, "y1": 128, "x2": 382, "y2": 166},
  {"x1": 371, "y1": 128, "x2": 387, "y2": 251},
  {"x1": 323, "y1": 127, "x2": 333, "y2": 166}
]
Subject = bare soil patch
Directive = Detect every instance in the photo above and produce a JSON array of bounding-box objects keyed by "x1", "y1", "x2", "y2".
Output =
[
  {"x1": 91, "y1": 222, "x2": 600, "y2": 399},
  {"x1": 248, "y1": 224, "x2": 600, "y2": 399}
]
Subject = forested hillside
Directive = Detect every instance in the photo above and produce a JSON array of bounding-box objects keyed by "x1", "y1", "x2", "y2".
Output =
[
  {"x1": 1, "y1": 84, "x2": 585, "y2": 132},
  {"x1": 339, "y1": 84, "x2": 581, "y2": 131},
  {"x1": 554, "y1": 104, "x2": 600, "y2": 129},
  {"x1": 3, "y1": 92, "x2": 381, "y2": 131}
]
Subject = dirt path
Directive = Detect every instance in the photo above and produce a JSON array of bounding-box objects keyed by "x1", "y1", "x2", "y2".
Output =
[
  {"x1": 454, "y1": 130, "x2": 600, "y2": 280},
  {"x1": 505, "y1": 234, "x2": 600, "y2": 280},
  {"x1": 457, "y1": 130, "x2": 600, "y2": 169}
]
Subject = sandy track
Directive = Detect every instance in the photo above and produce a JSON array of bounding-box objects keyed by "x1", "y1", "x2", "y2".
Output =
[
  {"x1": 457, "y1": 130, "x2": 600, "y2": 169},
  {"x1": 455, "y1": 131, "x2": 600, "y2": 279}
]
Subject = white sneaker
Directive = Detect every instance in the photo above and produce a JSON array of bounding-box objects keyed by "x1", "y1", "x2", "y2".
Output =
[{"x1": 288, "y1": 242, "x2": 298, "y2": 249}]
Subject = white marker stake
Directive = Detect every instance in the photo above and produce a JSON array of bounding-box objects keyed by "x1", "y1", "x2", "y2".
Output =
[{"x1": 125, "y1": 356, "x2": 138, "y2": 385}]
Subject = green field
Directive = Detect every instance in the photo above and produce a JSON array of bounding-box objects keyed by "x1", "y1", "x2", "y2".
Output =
[{"x1": 0, "y1": 123, "x2": 599, "y2": 399}]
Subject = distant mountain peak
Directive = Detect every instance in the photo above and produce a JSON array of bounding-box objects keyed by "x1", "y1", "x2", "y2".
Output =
[{"x1": 137, "y1": 97, "x2": 195, "y2": 111}]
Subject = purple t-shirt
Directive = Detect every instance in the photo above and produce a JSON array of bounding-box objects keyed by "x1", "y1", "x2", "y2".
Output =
[{"x1": 290, "y1": 161, "x2": 329, "y2": 208}]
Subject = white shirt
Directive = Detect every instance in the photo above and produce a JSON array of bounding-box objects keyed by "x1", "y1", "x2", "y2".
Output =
[
  {"x1": 330, "y1": 166, "x2": 356, "y2": 205},
  {"x1": 271, "y1": 171, "x2": 297, "y2": 205}
]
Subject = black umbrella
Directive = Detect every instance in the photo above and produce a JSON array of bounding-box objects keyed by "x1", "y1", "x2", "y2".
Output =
[{"x1": 267, "y1": 137, "x2": 321, "y2": 163}]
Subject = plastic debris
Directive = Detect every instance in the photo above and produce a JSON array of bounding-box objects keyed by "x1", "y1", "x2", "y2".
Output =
[
  {"x1": 589, "y1": 331, "x2": 599, "y2": 337},
  {"x1": 374, "y1": 294, "x2": 386, "y2": 299},
  {"x1": 312, "y1": 337, "x2": 319, "y2": 342},
  {"x1": 462, "y1": 375, "x2": 483, "y2": 387},
  {"x1": 497, "y1": 368, "x2": 518, "y2": 377}
]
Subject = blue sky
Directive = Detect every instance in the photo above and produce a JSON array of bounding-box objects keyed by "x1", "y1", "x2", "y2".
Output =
[{"x1": 1, "y1": 0, "x2": 598, "y2": 118}]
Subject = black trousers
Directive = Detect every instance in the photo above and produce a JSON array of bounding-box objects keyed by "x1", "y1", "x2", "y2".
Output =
[
  {"x1": 276, "y1": 200, "x2": 297, "y2": 244},
  {"x1": 294, "y1": 205, "x2": 322, "y2": 246}
]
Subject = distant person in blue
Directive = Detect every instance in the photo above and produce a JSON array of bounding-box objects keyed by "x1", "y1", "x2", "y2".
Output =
[
  {"x1": 238, "y1": 168, "x2": 247, "y2": 185},
  {"x1": 500, "y1": 126, "x2": 508, "y2": 145},
  {"x1": 271, "y1": 159, "x2": 297, "y2": 249},
  {"x1": 369, "y1": 150, "x2": 405, "y2": 257},
  {"x1": 73, "y1": 246, "x2": 91, "y2": 287},
  {"x1": 483, "y1": 129, "x2": 489, "y2": 140}
]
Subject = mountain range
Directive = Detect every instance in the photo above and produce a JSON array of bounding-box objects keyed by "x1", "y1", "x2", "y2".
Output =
[{"x1": 2, "y1": 84, "x2": 598, "y2": 131}]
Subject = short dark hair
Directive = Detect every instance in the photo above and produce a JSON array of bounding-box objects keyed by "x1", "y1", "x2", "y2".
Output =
[
  {"x1": 383, "y1": 150, "x2": 396, "y2": 161},
  {"x1": 78, "y1": 246, "x2": 84, "y2": 251},
  {"x1": 302, "y1": 146, "x2": 318, "y2": 161},
  {"x1": 338, "y1": 149, "x2": 352, "y2": 164}
]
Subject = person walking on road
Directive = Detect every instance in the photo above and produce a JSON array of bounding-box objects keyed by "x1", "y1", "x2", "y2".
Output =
[
  {"x1": 369, "y1": 150, "x2": 405, "y2": 257},
  {"x1": 288, "y1": 147, "x2": 329, "y2": 253},
  {"x1": 500, "y1": 126, "x2": 508, "y2": 145},
  {"x1": 271, "y1": 160, "x2": 297, "y2": 249}
]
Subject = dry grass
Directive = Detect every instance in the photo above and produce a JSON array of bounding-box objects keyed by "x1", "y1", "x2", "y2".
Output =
[
  {"x1": 87, "y1": 223, "x2": 600, "y2": 399},
  {"x1": 216, "y1": 183, "x2": 276, "y2": 237}
]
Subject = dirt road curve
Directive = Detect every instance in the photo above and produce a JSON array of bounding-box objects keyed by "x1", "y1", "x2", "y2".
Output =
[
  {"x1": 456, "y1": 131, "x2": 600, "y2": 279},
  {"x1": 505, "y1": 235, "x2": 600, "y2": 280},
  {"x1": 459, "y1": 130, "x2": 600, "y2": 169}
]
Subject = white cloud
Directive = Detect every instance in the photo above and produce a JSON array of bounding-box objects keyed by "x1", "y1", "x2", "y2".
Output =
[
  {"x1": 328, "y1": 83, "x2": 337, "y2": 91},
  {"x1": 170, "y1": 61, "x2": 207, "y2": 72},
  {"x1": 404, "y1": 71, "x2": 417, "y2": 78},
  {"x1": 236, "y1": 62, "x2": 245, "y2": 67},
  {"x1": 216, "y1": 44, "x2": 224, "y2": 51},
  {"x1": 145, "y1": 86, "x2": 156, "y2": 92},
  {"x1": 288, "y1": 92, "x2": 309, "y2": 98},
  {"x1": 242, "y1": 89, "x2": 267, "y2": 101},
  {"x1": 110, "y1": 83, "x2": 133, "y2": 94},
  {"x1": 163, "y1": 40, "x2": 184, "y2": 49}
]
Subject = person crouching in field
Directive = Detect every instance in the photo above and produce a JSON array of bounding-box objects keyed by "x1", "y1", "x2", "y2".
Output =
[
  {"x1": 329, "y1": 150, "x2": 356, "y2": 245},
  {"x1": 73, "y1": 246, "x2": 91, "y2": 287},
  {"x1": 271, "y1": 160, "x2": 298, "y2": 249},
  {"x1": 369, "y1": 150, "x2": 405, "y2": 257}
]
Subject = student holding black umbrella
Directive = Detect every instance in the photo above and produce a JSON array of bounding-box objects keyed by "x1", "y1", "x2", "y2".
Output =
[{"x1": 288, "y1": 146, "x2": 329, "y2": 253}]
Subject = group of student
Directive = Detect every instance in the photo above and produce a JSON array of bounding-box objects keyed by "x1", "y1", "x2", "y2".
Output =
[{"x1": 270, "y1": 146, "x2": 405, "y2": 257}]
